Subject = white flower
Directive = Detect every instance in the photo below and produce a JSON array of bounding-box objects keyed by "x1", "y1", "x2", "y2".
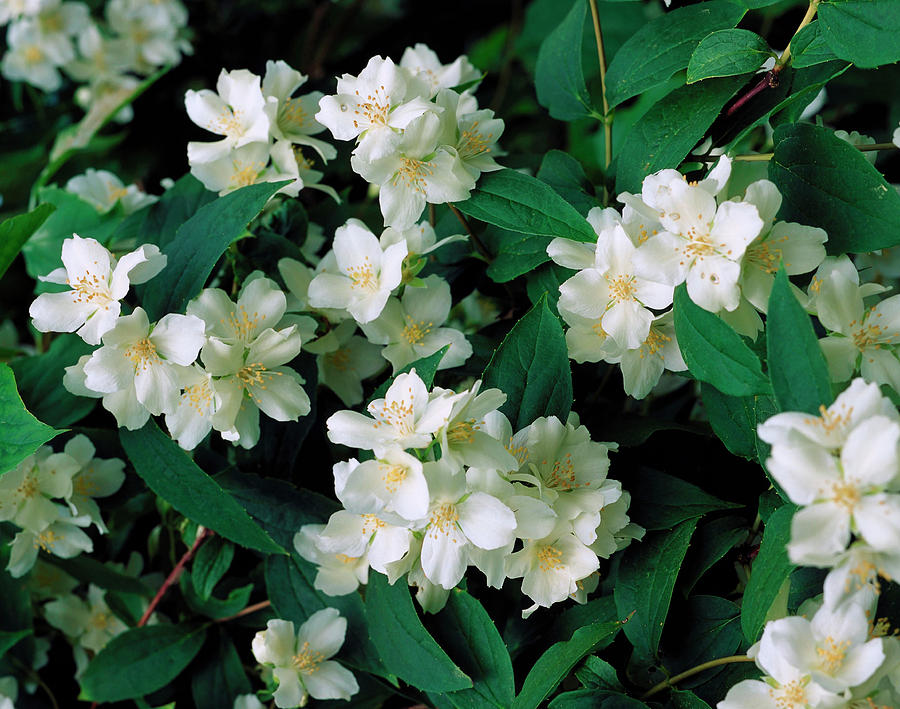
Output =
[
  {"x1": 893, "y1": 123, "x2": 900, "y2": 149},
  {"x1": 62, "y1": 434, "x2": 125, "y2": 532},
  {"x1": 607, "y1": 310, "x2": 687, "y2": 400},
  {"x1": 632, "y1": 157, "x2": 765, "y2": 312},
  {"x1": 185, "y1": 68, "x2": 270, "y2": 164},
  {"x1": 0, "y1": 0, "x2": 41, "y2": 25},
  {"x1": 336, "y1": 447, "x2": 429, "y2": 521},
  {"x1": 326, "y1": 368, "x2": 456, "y2": 456},
  {"x1": 105, "y1": 0, "x2": 189, "y2": 73},
  {"x1": 294, "y1": 525, "x2": 368, "y2": 596},
  {"x1": 64, "y1": 22, "x2": 131, "y2": 83},
  {"x1": 351, "y1": 111, "x2": 476, "y2": 230},
  {"x1": 590, "y1": 490, "x2": 644, "y2": 558},
  {"x1": 0, "y1": 448, "x2": 79, "y2": 531},
  {"x1": 0, "y1": 676, "x2": 16, "y2": 709},
  {"x1": 360, "y1": 274, "x2": 472, "y2": 373},
  {"x1": 251, "y1": 611, "x2": 359, "y2": 708},
  {"x1": 436, "y1": 380, "x2": 517, "y2": 472},
  {"x1": 1, "y1": 18, "x2": 66, "y2": 91},
  {"x1": 65, "y1": 168, "x2": 158, "y2": 215},
  {"x1": 823, "y1": 544, "x2": 900, "y2": 610},
  {"x1": 189, "y1": 141, "x2": 283, "y2": 197},
  {"x1": 29, "y1": 234, "x2": 166, "y2": 345},
  {"x1": 163, "y1": 365, "x2": 221, "y2": 450},
  {"x1": 400, "y1": 43, "x2": 480, "y2": 97},
  {"x1": 316, "y1": 510, "x2": 415, "y2": 578},
  {"x1": 188, "y1": 277, "x2": 288, "y2": 347},
  {"x1": 307, "y1": 218, "x2": 407, "y2": 324},
  {"x1": 507, "y1": 523, "x2": 600, "y2": 618},
  {"x1": 551, "y1": 208, "x2": 673, "y2": 349},
  {"x1": 304, "y1": 320, "x2": 384, "y2": 407},
  {"x1": 64, "y1": 354, "x2": 150, "y2": 430},
  {"x1": 315, "y1": 55, "x2": 433, "y2": 162},
  {"x1": 434, "y1": 88, "x2": 504, "y2": 178},
  {"x1": 44, "y1": 584, "x2": 128, "y2": 654},
  {"x1": 262, "y1": 59, "x2": 335, "y2": 161},
  {"x1": 233, "y1": 695, "x2": 265, "y2": 709},
  {"x1": 418, "y1": 462, "x2": 516, "y2": 590},
  {"x1": 379, "y1": 219, "x2": 466, "y2": 259},
  {"x1": 33, "y1": 0, "x2": 89, "y2": 54},
  {"x1": 83, "y1": 307, "x2": 206, "y2": 417},
  {"x1": 7, "y1": 508, "x2": 93, "y2": 578}
]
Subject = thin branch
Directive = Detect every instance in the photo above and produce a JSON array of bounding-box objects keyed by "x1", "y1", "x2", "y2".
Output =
[
  {"x1": 10, "y1": 657, "x2": 59, "y2": 709},
  {"x1": 448, "y1": 203, "x2": 492, "y2": 261},
  {"x1": 588, "y1": 0, "x2": 611, "y2": 170},
  {"x1": 641, "y1": 655, "x2": 755, "y2": 700},
  {"x1": 138, "y1": 527, "x2": 213, "y2": 627},
  {"x1": 730, "y1": 141, "x2": 899, "y2": 162},
  {"x1": 215, "y1": 600, "x2": 272, "y2": 624}
]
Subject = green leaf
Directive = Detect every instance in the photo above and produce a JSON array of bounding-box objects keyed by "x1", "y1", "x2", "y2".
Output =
[
  {"x1": 550, "y1": 692, "x2": 648, "y2": 708},
  {"x1": 536, "y1": 150, "x2": 600, "y2": 215},
  {"x1": 428, "y1": 589, "x2": 515, "y2": 709},
  {"x1": 264, "y1": 555, "x2": 389, "y2": 679},
  {"x1": 365, "y1": 571, "x2": 472, "y2": 692},
  {"x1": 818, "y1": 0, "x2": 900, "y2": 68},
  {"x1": 687, "y1": 29, "x2": 771, "y2": 83},
  {"x1": 10, "y1": 334, "x2": 96, "y2": 428},
  {"x1": 605, "y1": 0, "x2": 746, "y2": 107},
  {"x1": 119, "y1": 421, "x2": 283, "y2": 553},
  {"x1": 0, "y1": 204, "x2": 54, "y2": 280},
  {"x1": 789, "y1": 21, "x2": 838, "y2": 68},
  {"x1": 44, "y1": 556, "x2": 151, "y2": 597},
  {"x1": 766, "y1": 266, "x2": 833, "y2": 414},
  {"x1": 701, "y1": 385, "x2": 758, "y2": 460},
  {"x1": 615, "y1": 77, "x2": 744, "y2": 194},
  {"x1": 535, "y1": 0, "x2": 595, "y2": 120},
  {"x1": 0, "y1": 363, "x2": 59, "y2": 475},
  {"x1": 741, "y1": 503, "x2": 796, "y2": 643},
  {"x1": 486, "y1": 233, "x2": 552, "y2": 283},
  {"x1": 627, "y1": 469, "x2": 741, "y2": 531},
  {"x1": 0, "y1": 629, "x2": 31, "y2": 657},
  {"x1": 80, "y1": 624, "x2": 207, "y2": 702},
  {"x1": 673, "y1": 285, "x2": 770, "y2": 397},
  {"x1": 137, "y1": 174, "x2": 216, "y2": 249},
  {"x1": 614, "y1": 519, "x2": 697, "y2": 658},
  {"x1": 369, "y1": 345, "x2": 449, "y2": 403},
  {"x1": 666, "y1": 596, "x2": 742, "y2": 675},
  {"x1": 482, "y1": 297, "x2": 572, "y2": 430},
  {"x1": 180, "y1": 571, "x2": 252, "y2": 619},
  {"x1": 191, "y1": 632, "x2": 251, "y2": 709},
  {"x1": 512, "y1": 621, "x2": 621, "y2": 709},
  {"x1": 191, "y1": 536, "x2": 234, "y2": 601},
  {"x1": 141, "y1": 181, "x2": 288, "y2": 319},
  {"x1": 680, "y1": 516, "x2": 748, "y2": 596},
  {"x1": 671, "y1": 689, "x2": 714, "y2": 709},
  {"x1": 769, "y1": 122, "x2": 900, "y2": 254},
  {"x1": 526, "y1": 263, "x2": 571, "y2": 316},
  {"x1": 575, "y1": 655, "x2": 624, "y2": 692},
  {"x1": 455, "y1": 169, "x2": 596, "y2": 243}
]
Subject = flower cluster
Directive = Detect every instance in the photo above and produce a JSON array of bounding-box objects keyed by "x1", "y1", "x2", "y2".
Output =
[
  {"x1": 316, "y1": 44, "x2": 504, "y2": 230},
  {"x1": 0, "y1": 434, "x2": 124, "y2": 577},
  {"x1": 251, "y1": 609, "x2": 358, "y2": 708},
  {"x1": 1, "y1": 0, "x2": 190, "y2": 115},
  {"x1": 719, "y1": 592, "x2": 900, "y2": 708},
  {"x1": 30, "y1": 234, "x2": 312, "y2": 450},
  {"x1": 296, "y1": 368, "x2": 641, "y2": 616},
  {"x1": 548, "y1": 156, "x2": 828, "y2": 398},
  {"x1": 758, "y1": 377, "x2": 900, "y2": 604},
  {"x1": 64, "y1": 168, "x2": 159, "y2": 216},
  {"x1": 185, "y1": 61, "x2": 337, "y2": 199}
]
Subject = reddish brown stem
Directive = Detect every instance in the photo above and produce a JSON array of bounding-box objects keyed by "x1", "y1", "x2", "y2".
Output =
[
  {"x1": 215, "y1": 599, "x2": 272, "y2": 624},
  {"x1": 138, "y1": 527, "x2": 213, "y2": 627},
  {"x1": 725, "y1": 69, "x2": 781, "y2": 117}
]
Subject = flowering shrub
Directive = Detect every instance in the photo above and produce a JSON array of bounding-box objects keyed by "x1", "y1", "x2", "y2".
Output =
[{"x1": 1, "y1": 0, "x2": 900, "y2": 708}]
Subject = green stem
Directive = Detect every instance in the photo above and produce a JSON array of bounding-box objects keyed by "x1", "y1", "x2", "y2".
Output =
[
  {"x1": 588, "y1": 0, "x2": 612, "y2": 171},
  {"x1": 448, "y1": 203, "x2": 492, "y2": 262},
  {"x1": 732, "y1": 141, "x2": 899, "y2": 162},
  {"x1": 641, "y1": 655, "x2": 754, "y2": 700}
]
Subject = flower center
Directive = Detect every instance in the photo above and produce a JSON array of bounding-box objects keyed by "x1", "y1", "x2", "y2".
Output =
[
  {"x1": 213, "y1": 108, "x2": 244, "y2": 137},
  {"x1": 346, "y1": 257, "x2": 378, "y2": 291},
  {"x1": 33, "y1": 528, "x2": 62, "y2": 552},
  {"x1": 429, "y1": 503, "x2": 459, "y2": 534},
  {"x1": 459, "y1": 121, "x2": 492, "y2": 158},
  {"x1": 361, "y1": 513, "x2": 385, "y2": 536},
  {"x1": 851, "y1": 308, "x2": 896, "y2": 350},
  {"x1": 24, "y1": 45, "x2": 43, "y2": 63},
  {"x1": 225, "y1": 304, "x2": 264, "y2": 343},
  {"x1": 770, "y1": 679, "x2": 808, "y2": 708},
  {"x1": 326, "y1": 348, "x2": 351, "y2": 371},
  {"x1": 606, "y1": 274, "x2": 637, "y2": 303},
  {"x1": 639, "y1": 326, "x2": 671, "y2": 361},
  {"x1": 291, "y1": 641, "x2": 325, "y2": 673},
  {"x1": 184, "y1": 378, "x2": 214, "y2": 414},
  {"x1": 392, "y1": 158, "x2": 432, "y2": 194},
  {"x1": 353, "y1": 85, "x2": 390, "y2": 128},
  {"x1": 17, "y1": 473, "x2": 40, "y2": 499},
  {"x1": 69, "y1": 272, "x2": 112, "y2": 305},
  {"x1": 229, "y1": 160, "x2": 264, "y2": 189},
  {"x1": 544, "y1": 453, "x2": 580, "y2": 491},
  {"x1": 816, "y1": 636, "x2": 850, "y2": 674},
  {"x1": 537, "y1": 545, "x2": 564, "y2": 571},
  {"x1": 74, "y1": 473, "x2": 100, "y2": 497},
  {"x1": 402, "y1": 316, "x2": 433, "y2": 345},
  {"x1": 125, "y1": 337, "x2": 160, "y2": 370},
  {"x1": 380, "y1": 464, "x2": 407, "y2": 493},
  {"x1": 90, "y1": 612, "x2": 112, "y2": 630},
  {"x1": 236, "y1": 363, "x2": 282, "y2": 395},
  {"x1": 279, "y1": 98, "x2": 307, "y2": 130},
  {"x1": 829, "y1": 479, "x2": 861, "y2": 511},
  {"x1": 372, "y1": 396, "x2": 415, "y2": 436},
  {"x1": 447, "y1": 419, "x2": 478, "y2": 445},
  {"x1": 746, "y1": 238, "x2": 786, "y2": 274}
]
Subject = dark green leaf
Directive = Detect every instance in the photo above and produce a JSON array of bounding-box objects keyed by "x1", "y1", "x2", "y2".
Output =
[
  {"x1": 0, "y1": 204, "x2": 55, "y2": 280},
  {"x1": 673, "y1": 285, "x2": 770, "y2": 397},
  {"x1": 45, "y1": 556, "x2": 151, "y2": 597},
  {"x1": 615, "y1": 77, "x2": 744, "y2": 194},
  {"x1": 192, "y1": 536, "x2": 234, "y2": 601},
  {"x1": 818, "y1": 0, "x2": 900, "y2": 68},
  {"x1": 769, "y1": 122, "x2": 900, "y2": 254},
  {"x1": 535, "y1": 0, "x2": 595, "y2": 120},
  {"x1": 10, "y1": 334, "x2": 95, "y2": 428},
  {"x1": 790, "y1": 21, "x2": 838, "y2": 68},
  {"x1": 513, "y1": 621, "x2": 621, "y2": 709},
  {"x1": 365, "y1": 571, "x2": 472, "y2": 692},
  {"x1": 536, "y1": 150, "x2": 600, "y2": 215},
  {"x1": 670, "y1": 689, "x2": 714, "y2": 709},
  {"x1": 455, "y1": 169, "x2": 596, "y2": 243},
  {"x1": 526, "y1": 263, "x2": 572, "y2": 316},
  {"x1": 666, "y1": 596, "x2": 742, "y2": 675},
  {"x1": 605, "y1": 0, "x2": 746, "y2": 106},
  {"x1": 486, "y1": 233, "x2": 552, "y2": 283},
  {"x1": 80, "y1": 624, "x2": 206, "y2": 702},
  {"x1": 141, "y1": 181, "x2": 288, "y2": 319},
  {"x1": 687, "y1": 29, "x2": 771, "y2": 83},
  {"x1": 549, "y1": 689, "x2": 648, "y2": 708},
  {"x1": 701, "y1": 384, "x2": 758, "y2": 460},
  {"x1": 119, "y1": 421, "x2": 283, "y2": 553},
  {"x1": 482, "y1": 297, "x2": 572, "y2": 430},
  {"x1": 766, "y1": 266, "x2": 833, "y2": 414},
  {"x1": 0, "y1": 363, "x2": 59, "y2": 475},
  {"x1": 741, "y1": 503, "x2": 796, "y2": 643},
  {"x1": 180, "y1": 571, "x2": 252, "y2": 619},
  {"x1": 680, "y1": 516, "x2": 748, "y2": 596},
  {"x1": 614, "y1": 519, "x2": 697, "y2": 658},
  {"x1": 137, "y1": 174, "x2": 216, "y2": 249},
  {"x1": 191, "y1": 632, "x2": 252, "y2": 709},
  {"x1": 0, "y1": 629, "x2": 31, "y2": 658},
  {"x1": 627, "y1": 469, "x2": 741, "y2": 531},
  {"x1": 264, "y1": 555, "x2": 389, "y2": 679},
  {"x1": 428, "y1": 589, "x2": 515, "y2": 709},
  {"x1": 575, "y1": 655, "x2": 624, "y2": 692}
]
